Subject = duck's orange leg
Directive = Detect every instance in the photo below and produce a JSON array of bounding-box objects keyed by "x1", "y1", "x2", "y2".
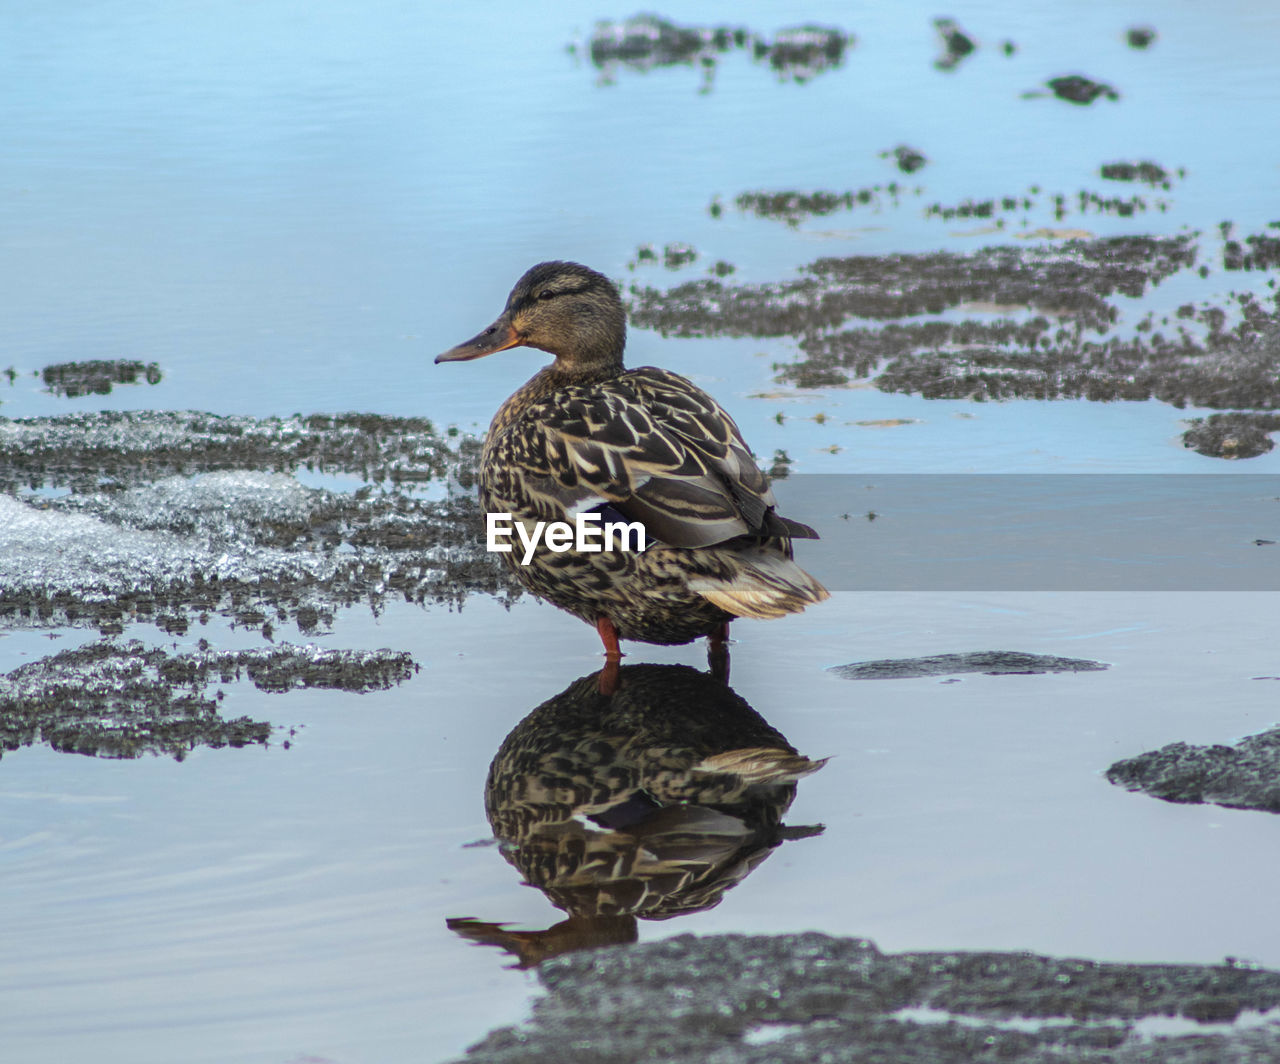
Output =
[
  {"x1": 596, "y1": 616, "x2": 623, "y2": 695},
  {"x1": 596, "y1": 616, "x2": 623, "y2": 660},
  {"x1": 708, "y1": 622, "x2": 731, "y2": 684}
]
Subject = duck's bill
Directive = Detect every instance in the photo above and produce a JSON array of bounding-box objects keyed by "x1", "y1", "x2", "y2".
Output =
[{"x1": 435, "y1": 319, "x2": 523, "y2": 363}]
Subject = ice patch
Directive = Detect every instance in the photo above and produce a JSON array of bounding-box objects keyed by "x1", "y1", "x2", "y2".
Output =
[{"x1": 0, "y1": 489, "x2": 328, "y2": 592}]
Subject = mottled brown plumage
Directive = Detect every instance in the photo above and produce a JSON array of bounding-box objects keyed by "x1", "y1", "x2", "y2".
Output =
[
  {"x1": 447, "y1": 663, "x2": 826, "y2": 967},
  {"x1": 437, "y1": 261, "x2": 828, "y2": 648}
]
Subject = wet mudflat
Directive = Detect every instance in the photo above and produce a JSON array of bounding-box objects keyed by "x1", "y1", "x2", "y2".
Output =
[
  {"x1": 459, "y1": 933, "x2": 1280, "y2": 1063},
  {"x1": 3, "y1": 1, "x2": 1280, "y2": 1062}
]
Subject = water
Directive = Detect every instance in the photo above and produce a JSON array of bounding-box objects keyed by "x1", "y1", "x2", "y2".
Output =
[
  {"x1": 2, "y1": 1, "x2": 1279, "y2": 466},
  {"x1": 5, "y1": 593, "x2": 1280, "y2": 1062},
  {"x1": 3, "y1": 2, "x2": 1280, "y2": 1061}
]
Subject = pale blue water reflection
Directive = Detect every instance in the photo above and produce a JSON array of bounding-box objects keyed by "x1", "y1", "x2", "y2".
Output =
[
  {"x1": 4, "y1": 2, "x2": 1280, "y2": 1061},
  {"x1": 2, "y1": 1, "x2": 1279, "y2": 469},
  {"x1": 6, "y1": 594, "x2": 1280, "y2": 1063}
]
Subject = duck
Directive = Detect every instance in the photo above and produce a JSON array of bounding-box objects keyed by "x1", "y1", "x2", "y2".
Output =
[
  {"x1": 436, "y1": 261, "x2": 828, "y2": 667},
  {"x1": 449, "y1": 662, "x2": 826, "y2": 968}
]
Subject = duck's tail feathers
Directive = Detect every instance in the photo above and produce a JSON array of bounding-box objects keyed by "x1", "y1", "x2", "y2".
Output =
[
  {"x1": 694, "y1": 747, "x2": 830, "y2": 785},
  {"x1": 687, "y1": 548, "x2": 830, "y2": 620}
]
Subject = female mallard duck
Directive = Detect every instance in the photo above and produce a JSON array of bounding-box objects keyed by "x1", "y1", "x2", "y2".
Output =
[
  {"x1": 436, "y1": 261, "x2": 828, "y2": 661},
  {"x1": 449, "y1": 663, "x2": 826, "y2": 968}
]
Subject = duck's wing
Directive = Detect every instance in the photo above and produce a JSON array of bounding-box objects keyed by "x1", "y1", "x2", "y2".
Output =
[{"x1": 487, "y1": 367, "x2": 817, "y2": 549}]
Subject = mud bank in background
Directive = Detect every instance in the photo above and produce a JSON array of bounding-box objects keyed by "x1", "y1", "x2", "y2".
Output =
[
  {"x1": 0, "y1": 410, "x2": 468, "y2": 490},
  {"x1": 38, "y1": 359, "x2": 163, "y2": 399},
  {"x1": 628, "y1": 230, "x2": 1280, "y2": 457},
  {"x1": 630, "y1": 234, "x2": 1198, "y2": 337},
  {"x1": 733, "y1": 182, "x2": 916, "y2": 227},
  {"x1": 581, "y1": 15, "x2": 850, "y2": 87},
  {"x1": 455, "y1": 932, "x2": 1280, "y2": 1063},
  {"x1": 1108, "y1": 726, "x2": 1280, "y2": 814},
  {"x1": 0, "y1": 640, "x2": 415, "y2": 760},
  {"x1": 732, "y1": 173, "x2": 1180, "y2": 229},
  {"x1": 723, "y1": 158, "x2": 1185, "y2": 230},
  {"x1": 0, "y1": 411, "x2": 515, "y2": 634}
]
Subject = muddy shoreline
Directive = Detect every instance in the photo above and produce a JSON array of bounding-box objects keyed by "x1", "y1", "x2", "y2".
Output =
[
  {"x1": 627, "y1": 229, "x2": 1280, "y2": 457},
  {"x1": 0, "y1": 639, "x2": 416, "y2": 760},
  {"x1": 453, "y1": 932, "x2": 1280, "y2": 1063},
  {"x1": 0, "y1": 410, "x2": 516, "y2": 637}
]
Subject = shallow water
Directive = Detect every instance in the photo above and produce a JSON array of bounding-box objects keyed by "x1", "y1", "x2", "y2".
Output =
[
  {"x1": 3, "y1": 2, "x2": 1280, "y2": 1062},
  {"x1": 5, "y1": 593, "x2": 1280, "y2": 1062},
  {"x1": 3, "y1": 1, "x2": 1280, "y2": 467}
]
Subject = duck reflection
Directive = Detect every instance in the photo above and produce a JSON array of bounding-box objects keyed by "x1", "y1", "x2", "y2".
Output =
[{"x1": 448, "y1": 663, "x2": 826, "y2": 968}]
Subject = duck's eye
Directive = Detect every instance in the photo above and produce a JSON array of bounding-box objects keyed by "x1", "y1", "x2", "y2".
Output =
[{"x1": 536, "y1": 289, "x2": 557, "y2": 301}]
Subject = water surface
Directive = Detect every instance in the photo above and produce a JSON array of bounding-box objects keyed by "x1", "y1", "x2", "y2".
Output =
[{"x1": 3, "y1": 3, "x2": 1280, "y2": 1061}]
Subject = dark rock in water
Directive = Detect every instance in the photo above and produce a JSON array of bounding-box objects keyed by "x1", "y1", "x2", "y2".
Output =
[
  {"x1": 662, "y1": 242, "x2": 697, "y2": 270},
  {"x1": 42, "y1": 359, "x2": 162, "y2": 398},
  {"x1": 888, "y1": 144, "x2": 927, "y2": 174},
  {"x1": 588, "y1": 14, "x2": 730, "y2": 70},
  {"x1": 451, "y1": 931, "x2": 1280, "y2": 1064},
  {"x1": 933, "y1": 17, "x2": 976, "y2": 71},
  {"x1": 1127, "y1": 25, "x2": 1157, "y2": 49},
  {"x1": 830, "y1": 651, "x2": 1108, "y2": 680},
  {"x1": 1108, "y1": 727, "x2": 1280, "y2": 813},
  {"x1": 760, "y1": 25, "x2": 850, "y2": 82},
  {"x1": 1183, "y1": 412, "x2": 1280, "y2": 459},
  {"x1": 1100, "y1": 161, "x2": 1174, "y2": 187},
  {"x1": 1046, "y1": 75, "x2": 1120, "y2": 105}
]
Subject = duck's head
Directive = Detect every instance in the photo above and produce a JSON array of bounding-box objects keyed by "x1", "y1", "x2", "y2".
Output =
[{"x1": 435, "y1": 261, "x2": 626, "y2": 377}]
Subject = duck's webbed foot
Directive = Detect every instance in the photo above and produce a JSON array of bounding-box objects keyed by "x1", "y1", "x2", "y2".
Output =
[{"x1": 707, "y1": 621, "x2": 731, "y2": 684}]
